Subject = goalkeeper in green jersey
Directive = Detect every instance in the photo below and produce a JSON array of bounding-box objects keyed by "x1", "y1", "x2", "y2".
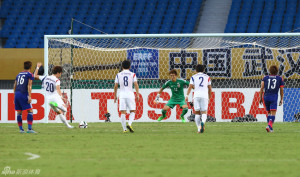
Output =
[{"x1": 154, "y1": 69, "x2": 190, "y2": 122}]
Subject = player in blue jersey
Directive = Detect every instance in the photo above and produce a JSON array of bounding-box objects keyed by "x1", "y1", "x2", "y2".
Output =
[
  {"x1": 259, "y1": 65, "x2": 284, "y2": 133},
  {"x1": 13, "y1": 61, "x2": 36, "y2": 133}
]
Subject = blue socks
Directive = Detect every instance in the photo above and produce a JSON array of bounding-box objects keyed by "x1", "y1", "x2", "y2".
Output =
[
  {"x1": 269, "y1": 116, "x2": 275, "y2": 123},
  {"x1": 27, "y1": 113, "x2": 33, "y2": 130},
  {"x1": 17, "y1": 114, "x2": 23, "y2": 130}
]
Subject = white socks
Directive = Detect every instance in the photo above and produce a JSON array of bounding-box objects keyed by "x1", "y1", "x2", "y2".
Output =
[
  {"x1": 202, "y1": 114, "x2": 207, "y2": 124},
  {"x1": 195, "y1": 114, "x2": 201, "y2": 131},
  {"x1": 58, "y1": 114, "x2": 72, "y2": 128},
  {"x1": 121, "y1": 114, "x2": 127, "y2": 131},
  {"x1": 128, "y1": 112, "x2": 135, "y2": 126}
]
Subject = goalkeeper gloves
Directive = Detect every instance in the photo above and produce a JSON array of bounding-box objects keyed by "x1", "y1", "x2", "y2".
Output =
[{"x1": 154, "y1": 94, "x2": 160, "y2": 103}]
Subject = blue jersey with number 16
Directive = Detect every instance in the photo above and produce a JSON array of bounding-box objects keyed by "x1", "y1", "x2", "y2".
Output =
[
  {"x1": 262, "y1": 75, "x2": 284, "y2": 99},
  {"x1": 15, "y1": 71, "x2": 34, "y2": 94}
]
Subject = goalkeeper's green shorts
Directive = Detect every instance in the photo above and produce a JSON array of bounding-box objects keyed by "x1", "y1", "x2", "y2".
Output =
[{"x1": 165, "y1": 100, "x2": 187, "y2": 109}]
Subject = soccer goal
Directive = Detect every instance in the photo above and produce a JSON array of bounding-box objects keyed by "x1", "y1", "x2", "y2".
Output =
[{"x1": 44, "y1": 33, "x2": 300, "y2": 123}]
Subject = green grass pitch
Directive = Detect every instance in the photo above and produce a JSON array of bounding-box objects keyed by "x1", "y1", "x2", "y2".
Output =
[{"x1": 0, "y1": 122, "x2": 300, "y2": 177}]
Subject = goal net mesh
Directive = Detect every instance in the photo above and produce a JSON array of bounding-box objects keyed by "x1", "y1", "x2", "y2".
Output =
[{"x1": 46, "y1": 35, "x2": 300, "y2": 122}]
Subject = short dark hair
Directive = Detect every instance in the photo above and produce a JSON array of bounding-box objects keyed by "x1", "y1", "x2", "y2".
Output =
[
  {"x1": 122, "y1": 60, "x2": 131, "y2": 69},
  {"x1": 195, "y1": 64, "x2": 205, "y2": 72},
  {"x1": 169, "y1": 69, "x2": 178, "y2": 76},
  {"x1": 269, "y1": 65, "x2": 278, "y2": 75},
  {"x1": 24, "y1": 61, "x2": 32, "y2": 70},
  {"x1": 52, "y1": 66, "x2": 63, "y2": 74}
]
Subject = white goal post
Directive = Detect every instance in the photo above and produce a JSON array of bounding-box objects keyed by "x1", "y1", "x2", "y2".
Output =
[{"x1": 44, "y1": 33, "x2": 300, "y2": 123}]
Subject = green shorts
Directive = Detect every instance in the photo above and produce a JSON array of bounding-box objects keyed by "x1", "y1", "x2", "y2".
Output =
[{"x1": 165, "y1": 100, "x2": 187, "y2": 109}]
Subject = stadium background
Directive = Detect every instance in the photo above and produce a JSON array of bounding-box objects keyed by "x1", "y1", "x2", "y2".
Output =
[{"x1": 0, "y1": 0, "x2": 300, "y2": 122}]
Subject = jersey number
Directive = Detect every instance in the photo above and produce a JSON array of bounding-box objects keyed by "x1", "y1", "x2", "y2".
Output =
[
  {"x1": 17, "y1": 75, "x2": 25, "y2": 85},
  {"x1": 123, "y1": 76, "x2": 128, "y2": 86},
  {"x1": 199, "y1": 77, "x2": 204, "y2": 87},
  {"x1": 46, "y1": 82, "x2": 54, "y2": 92},
  {"x1": 267, "y1": 79, "x2": 277, "y2": 89}
]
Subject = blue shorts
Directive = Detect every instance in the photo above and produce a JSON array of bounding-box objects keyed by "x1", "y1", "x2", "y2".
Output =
[
  {"x1": 264, "y1": 96, "x2": 277, "y2": 112},
  {"x1": 14, "y1": 92, "x2": 32, "y2": 111}
]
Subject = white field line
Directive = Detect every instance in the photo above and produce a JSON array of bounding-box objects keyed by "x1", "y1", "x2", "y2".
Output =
[{"x1": 24, "y1": 153, "x2": 40, "y2": 160}]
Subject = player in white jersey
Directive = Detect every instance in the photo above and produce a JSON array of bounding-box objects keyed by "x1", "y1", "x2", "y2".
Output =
[
  {"x1": 114, "y1": 60, "x2": 140, "y2": 133},
  {"x1": 186, "y1": 64, "x2": 212, "y2": 133},
  {"x1": 34, "y1": 63, "x2": 73, "y2": 128}
]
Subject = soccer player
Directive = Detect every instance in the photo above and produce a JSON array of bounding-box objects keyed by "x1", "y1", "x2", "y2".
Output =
[
  {"x1": 185, "y1": 64, "x2": 212, "y2": 133},
  {"x1": 34, "y1": 63, "x2": 73, "y2": 128},
  {"x1": 259, "y1": 65, "x2": 284, "y2": 133},
  {"x1": 155, "y1": 69, "x2": 189, "y2": 122},
  {"x1": 114, "y1": 60, "x2": 140, "y2": 133},
  {"x1": 14, "y1": 61, "x2": 35, "y2": 133}
]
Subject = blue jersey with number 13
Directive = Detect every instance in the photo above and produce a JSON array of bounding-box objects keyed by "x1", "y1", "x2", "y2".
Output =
[{"x1": 262, "y1": 75, "x2": 284, "y2": 100}]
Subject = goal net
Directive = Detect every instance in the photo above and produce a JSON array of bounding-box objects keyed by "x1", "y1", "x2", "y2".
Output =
[{"x1": 44, "y1": 33, "x2": 300, "y2": 123}]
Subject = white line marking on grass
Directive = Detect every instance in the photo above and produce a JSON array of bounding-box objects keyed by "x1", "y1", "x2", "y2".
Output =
[{"x1": 24, "y1": 153, "x2": 40, "y2": 160}]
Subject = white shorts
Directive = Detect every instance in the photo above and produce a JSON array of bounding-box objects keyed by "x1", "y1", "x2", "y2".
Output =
[
  {"x1": 119, "y1": 98, "x2": 136, "y2": 111},
  {"x1": 48, "y1": 95, "x2": 66, "y2": 112},
  {"x1": 193, "y1": 97, "x2": 208, "y2": 112}
]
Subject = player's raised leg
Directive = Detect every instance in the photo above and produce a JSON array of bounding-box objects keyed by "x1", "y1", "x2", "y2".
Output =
[
  {"x1": 180, "y1": 104, "x2": 188, "y2": 123},
  {"x1": 158, "y1": 105, "x2": 170, "y2": 121},
  {"x1": 50, "y1": 100, "x2": 73, "y2": 129}
]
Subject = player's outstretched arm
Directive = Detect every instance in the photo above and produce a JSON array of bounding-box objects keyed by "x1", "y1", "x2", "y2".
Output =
[
  {"x1": 154, "y1": 88, "x2": 164, "y2": 103},
  {"x1": 34, "y1": 62, "x2": 43, "y2": 80},
  {"x1": 134, "y1": 81, "x2": 140, "y2": 102},
  {"x1": 259, "y1": 81, "x2": 264, "y2": 105},
  {"x1": 114, "y1": 83, "x2": 118, "y2": 103},
  {"x1": 279, "y1": 87, "x2": 284, "y2": 106}
]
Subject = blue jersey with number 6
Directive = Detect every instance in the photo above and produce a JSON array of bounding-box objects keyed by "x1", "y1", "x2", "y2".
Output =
[
  {"x1": 15, "y1": 71, "x2": 34, "y2": 94},
  {"x1": 262, "y1": 75, "x2": 284, "y2": 100}
]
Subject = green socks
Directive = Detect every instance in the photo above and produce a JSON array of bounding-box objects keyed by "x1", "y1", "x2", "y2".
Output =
[
  {"x1": 181, "y1": 108, "x2": 188, "y2": 117},
  {"x1": 162, "y1": 110, "x2": 167, "y2": 118},
  {"x1": 160, "y1": 108, "x2": 187, "y2": 119}
]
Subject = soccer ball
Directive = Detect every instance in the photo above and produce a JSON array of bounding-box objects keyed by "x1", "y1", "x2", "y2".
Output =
[{"x1": 79, "y1": 121, "x2": 88, "y2": 128}]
